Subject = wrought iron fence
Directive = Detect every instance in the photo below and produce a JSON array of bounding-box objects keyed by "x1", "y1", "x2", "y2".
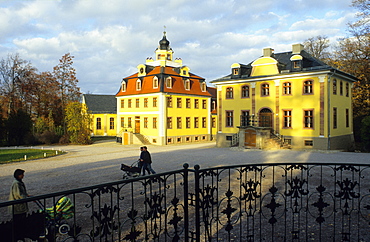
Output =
[{"x1": 1, "y1": 163, "x2": 370, "y2": 241}]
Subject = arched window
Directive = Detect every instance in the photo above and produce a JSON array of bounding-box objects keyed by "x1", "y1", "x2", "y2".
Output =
[
  {"x1": 226, "y1": 87, "x2": 233, "y2": 99},
  {"x1": 121, "y1": 81, "x2": 127, "y2": 92},
  {"x1": 212, "y1": 101, "x2": 216, "y2": 110},
  {"x1": 201, "y1": 82, "x2": 207, "y2": 92},
  {"x1": 166, "y1": 77, "x2": 172, "y2": 88},
  {"x1": 184, "y1": 79, "x2": 190, "y2": 90},
  {"x1": 333, "y1": 79, "x2": 337, "y2": 95},
  {"x1": 261, "y1": 83, "x2": 269, "y2": 96},
  {"x1": 136, "y1": 79, "x2": 141, "y2": 91},
  {"x1": 241, "y1": 85, "x2": 250, "y2": 98},
  {"x1": 153, "y1": 76, "x2": 159, "y2": 89},
  {"x1": 303, "y1": 80, "x2": 313, "y2": 94}
]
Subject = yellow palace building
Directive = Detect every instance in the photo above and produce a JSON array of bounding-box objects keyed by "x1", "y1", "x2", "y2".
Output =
[
  {"x1": 211, "y1": 44, "x2": 357, "y2": 150},
  {"x1": 116, "y1": 32, "x2": 215, "y2": 145},
  {"x1": 82, "y1": 94, "x2": 117, "y2": 137}
]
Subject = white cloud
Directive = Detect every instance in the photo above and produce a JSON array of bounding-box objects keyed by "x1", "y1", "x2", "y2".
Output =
[{"x1": 0, "y1": 0, "x2": 359, "y2": 93}]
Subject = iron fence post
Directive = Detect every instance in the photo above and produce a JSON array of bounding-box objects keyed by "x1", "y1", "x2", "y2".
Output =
[
  {"x1": 183, "y1": 163, "x2": 189, "y2": 242},
  {"x1": 194, "y1": 164, "x2": 201, "y2": 241}
]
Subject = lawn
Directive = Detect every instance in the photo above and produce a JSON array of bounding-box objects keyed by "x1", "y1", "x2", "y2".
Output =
[{"x1": 0, "y1": 149, "x2": 64, "y2": 164}]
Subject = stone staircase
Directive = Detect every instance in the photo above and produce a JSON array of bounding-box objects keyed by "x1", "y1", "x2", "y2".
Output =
[
  {"x1": 264, "y1": 132, "x2": 291, "y2": 149},
  {"x1": 133, "y1": 133, "x2": 151, "y2": 145}
]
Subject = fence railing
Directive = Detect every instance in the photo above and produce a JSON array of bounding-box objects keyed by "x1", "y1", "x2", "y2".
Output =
[{"x1": 1, "y1": 163, "x2": 370, "y2": 241}]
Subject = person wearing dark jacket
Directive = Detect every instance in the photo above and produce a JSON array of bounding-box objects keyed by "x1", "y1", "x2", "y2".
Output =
[
  {"x1": 9, "y1": 169, "x2": 29, "y2": 241},
  {"x1": 140, "y1": 146, "x2": 156, "y2": 175}
]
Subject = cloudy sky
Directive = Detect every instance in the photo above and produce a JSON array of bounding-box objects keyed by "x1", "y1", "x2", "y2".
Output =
[{"x1": 0, "y1": 0, "x2": 357, "y2": 94}]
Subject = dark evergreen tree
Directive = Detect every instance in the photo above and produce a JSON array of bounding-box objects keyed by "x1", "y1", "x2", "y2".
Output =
[{"x1": 5, "y1": 109, "x2": 33, "y2": 145}]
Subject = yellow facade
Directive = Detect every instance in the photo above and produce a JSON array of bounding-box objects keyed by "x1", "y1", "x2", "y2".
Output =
[
  {"x1": 91, "y1": 113, "x2": 117, "y2": 136},
  {"x1": 117, "y1": 94, "x2": 211, "y2": 145},
  {"x1": 212, "y1": 45, "x2": 356, "y2": 150},
  {"x1": 82, "y1": 94, "x2": 117, "y2": 137}
]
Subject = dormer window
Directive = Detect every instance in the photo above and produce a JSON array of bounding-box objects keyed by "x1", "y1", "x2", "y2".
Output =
[
  {"x1": 166, "y1": 77, "x2": 172, "y2": 88},
  {"x1": 183, "y1": 70, "x2": 187, "y2": 75},
  {"x1": 121, "y1": 81, "x2": 127, "y2": 92},
  {"x1": 290, "y1": 54, "x2": 303, "y2": 70},
  {"x1": 201, "y1": 82, "x2": 207, "y2": 92},
  {"x1": 233, "y1": 68, "x2": 239, "y2": 75},
  {"x1": 136, "y1": 79, "x2": 142, "y2": 91},
  {"x1": 153, "y1": 76, "x2": 159, "y2": 89},
  {"x1": 184, "y1": 79, "x2": 190, "y2": 90}
]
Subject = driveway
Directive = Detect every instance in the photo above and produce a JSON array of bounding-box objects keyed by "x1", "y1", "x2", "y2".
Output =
[{"x1": 1, "y1": 140, "x2": 370, "y2": 202}]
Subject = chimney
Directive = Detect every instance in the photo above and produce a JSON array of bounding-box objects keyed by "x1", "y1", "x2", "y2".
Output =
[
  {"x1": 263, "y1": 48, "x2": 274, "y2": 57},
  {"x1": 292, "y1": 44, "x2": 304, "y2": 54}
]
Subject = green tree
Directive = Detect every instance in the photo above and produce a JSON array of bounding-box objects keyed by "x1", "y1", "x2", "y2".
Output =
[{"x1": 65, "y1": 102, "x2": 92, "y2": 144}]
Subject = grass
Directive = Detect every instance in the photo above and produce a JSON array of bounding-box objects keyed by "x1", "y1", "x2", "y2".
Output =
[{"x1": 0, "y1": 149, "x2": 64, "y2": 164}]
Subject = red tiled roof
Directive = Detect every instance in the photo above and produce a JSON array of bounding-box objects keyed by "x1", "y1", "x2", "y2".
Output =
[{"x1": 116, "y1": 66, "x2": 212, "y2": 97}]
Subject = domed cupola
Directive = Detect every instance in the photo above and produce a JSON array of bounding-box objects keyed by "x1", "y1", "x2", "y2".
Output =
[
  {"x1": 151, "y1": 30, "x2": 175, "y2": 65},
  {"x1": 159, "y1": 31, "x2": 170, "y2": 50}
]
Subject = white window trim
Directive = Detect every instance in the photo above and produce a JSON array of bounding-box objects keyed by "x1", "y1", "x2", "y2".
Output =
[{"x1": 136, "y1": 79, "x2": 142, "y2": 91}]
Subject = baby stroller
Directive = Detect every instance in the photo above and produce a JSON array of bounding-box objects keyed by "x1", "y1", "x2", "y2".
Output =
[
  {"x1": 35, "y1": 196, "x2": 74, "y2": 238},
  {"x1": 121, "y1": 160, "x2": 142, "y2": 179}
]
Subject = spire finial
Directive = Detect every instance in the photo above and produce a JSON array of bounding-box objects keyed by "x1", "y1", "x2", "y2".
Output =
[{"x1": 163, "y1": 25, "x2": 166, "y2": 36}]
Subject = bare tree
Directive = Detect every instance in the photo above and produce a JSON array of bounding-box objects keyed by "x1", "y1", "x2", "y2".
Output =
[
  {"x1": 0, "y1": 54, "x2": 37, "y2": 117},
  {"x1": 303, "y1": 35, "x2": 330, "y2": 60}
]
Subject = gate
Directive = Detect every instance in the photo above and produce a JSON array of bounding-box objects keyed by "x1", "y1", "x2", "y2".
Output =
[{"x1": 244, "y1": 129, "x2": 256, "y2": 147}]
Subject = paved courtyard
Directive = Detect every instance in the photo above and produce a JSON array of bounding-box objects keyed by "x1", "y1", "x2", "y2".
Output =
[{"x1": 1, "y1": 140, "x2": 370, "y2": 202}]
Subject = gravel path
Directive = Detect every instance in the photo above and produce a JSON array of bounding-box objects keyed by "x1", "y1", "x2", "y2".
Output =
[{"x1": 1, "y1": 140, "x2": 370, "y2": 202}]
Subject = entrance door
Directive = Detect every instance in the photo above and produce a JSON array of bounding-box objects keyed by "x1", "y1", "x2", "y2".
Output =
[
  {"x1": 244, "y1": 129, "x2": 256, "y2": 147},
  {"x1": 259, "y1": 108, "x2": 273, "y2": 127},
  {"x1": 123, "y1": 133, "x2": 129, "y2": 145},
  {"x1": 135, "y1": 117, "x2": 140, "y2": 133}
]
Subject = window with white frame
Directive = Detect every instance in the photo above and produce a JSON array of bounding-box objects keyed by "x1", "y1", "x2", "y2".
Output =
[
  {"x1": 153, "y1": 76, "x2": 159, "y2": 89},
  {"x1": 184, "y1": 79, "x2": 190, "y2": 90},
  {"x1": 136, "y1": 79, "x2": 141, "y2": 91},
  {"x1": 121, "y1": 81, "x2": 126, "y2": 92},
  {"x1": 201, "y1": 82, "x2": 207, "y2": 92},
  {"x1": 166, "y1": 77, "x2": 172, "y2": 88}
]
